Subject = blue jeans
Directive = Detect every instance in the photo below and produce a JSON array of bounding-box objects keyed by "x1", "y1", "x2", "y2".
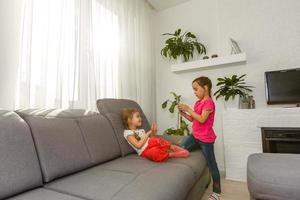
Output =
[{"x1": 181, "y1": 135, "x2": 221, "y2": 194}]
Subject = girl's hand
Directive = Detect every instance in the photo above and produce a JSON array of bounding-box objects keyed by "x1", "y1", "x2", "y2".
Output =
[
  {"x1": 179, "y1": 110, "x2": 186, "y2": 116},
  {"x1": 151, "y1": 123, "x2": 158, "y2": 135},
  {"x1": 178, "y1": 103, "x2": 191, "y2": 112},
  {"x1": 179, "y1": 110, "x2": 193, "y2": 122},
  {"x1": 152, "y1": 123, "x2": 158, "y2": 131},
  {"x1": 146, "y1": 130, "x2": 153, "y2": 136}
]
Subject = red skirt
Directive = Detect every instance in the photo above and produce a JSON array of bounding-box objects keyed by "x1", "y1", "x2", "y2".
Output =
[{"x1": 141, "y1": 137, "x2": 171, "y2": 162}]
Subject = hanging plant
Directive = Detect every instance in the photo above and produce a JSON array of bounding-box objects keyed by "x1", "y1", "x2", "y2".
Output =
[{"x1": 161, "y1": 28, "x2": 206, "y2": 62}]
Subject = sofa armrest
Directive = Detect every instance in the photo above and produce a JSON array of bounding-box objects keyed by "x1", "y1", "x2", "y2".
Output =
[{"x1": 157, "y1": 134, "x2": 188, "y2": 145}]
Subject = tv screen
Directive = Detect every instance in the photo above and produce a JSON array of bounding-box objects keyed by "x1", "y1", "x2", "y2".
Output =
[{"x1": 265, "y1": 68, "x2": 300, "y2": 104}]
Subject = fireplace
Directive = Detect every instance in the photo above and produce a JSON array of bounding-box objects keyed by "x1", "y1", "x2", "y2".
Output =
[{"x1": 261, "y1": 127, "x2": 300, "y2": 154}]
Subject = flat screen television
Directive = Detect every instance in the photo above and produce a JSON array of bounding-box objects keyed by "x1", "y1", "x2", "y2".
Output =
[{"x1": 265, "y1": 68, "x2": 300, "y2": 104}]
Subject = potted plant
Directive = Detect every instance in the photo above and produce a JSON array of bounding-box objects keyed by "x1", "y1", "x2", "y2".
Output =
[
  {"x1": 214, "y1": 74, "x2": 253, "y2": 108},
  {"x1": 161, "y1": 29, "x2": 206, "y2": 63},
  {"x1": 162, "y1": 92, "x2": 190, "y2": 136}
]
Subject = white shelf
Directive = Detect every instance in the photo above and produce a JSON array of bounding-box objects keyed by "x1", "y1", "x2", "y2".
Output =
[{"x1": 171, "y1": 53, "x2": 247, "y2": 73}]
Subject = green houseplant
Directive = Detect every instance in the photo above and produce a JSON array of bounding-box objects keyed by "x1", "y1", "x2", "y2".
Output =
[
  {"x1": 214, "y1": 74, "x2": 253, "y2": 108},
  {"x1": 162, "y1": 92, "x2": 190, "y2": 136},
  {"x1": 161, "y1": 29, "x2": 206, "y2": 62}
]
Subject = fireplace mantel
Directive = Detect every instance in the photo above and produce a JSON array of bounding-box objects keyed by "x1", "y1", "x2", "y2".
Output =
[{"x1": 222, "y1": 107, "x2": 300, "y2": 181}]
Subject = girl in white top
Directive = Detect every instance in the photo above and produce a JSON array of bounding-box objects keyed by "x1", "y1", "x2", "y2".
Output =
[
  {"x1": 122, "y1": 108, "x2": 189, "y2": 162},
  {"x1": 124, "y1": 129, "x2": 149, "y2": 155}
]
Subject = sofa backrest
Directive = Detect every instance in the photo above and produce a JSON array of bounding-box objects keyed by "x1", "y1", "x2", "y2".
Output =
[
  {"x1": 16, "y1": 109, "x2": 121, "y2": 183},
  {"x1": 96, "y1": 98, "x2": 151, "y2": 156},
  {"x1": 0, "y1": 110, "x2": 43, "y2": 199},
  {"x1": 77, "y1": 114, "x2": 121, "y2": 164}
]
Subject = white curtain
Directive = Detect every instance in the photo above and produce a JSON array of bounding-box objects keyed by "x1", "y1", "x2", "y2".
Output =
[{"x1": 15, "y1": 0, "x2": 156, "y2": 120}]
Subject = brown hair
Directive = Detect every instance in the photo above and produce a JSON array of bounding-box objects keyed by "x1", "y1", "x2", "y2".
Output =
[
  {"x1": 192, "y1": 76, "x2": 212, "y2": 97},
  {"x1": 121, "y1": 108, "x2": 140, "y2": 129}
]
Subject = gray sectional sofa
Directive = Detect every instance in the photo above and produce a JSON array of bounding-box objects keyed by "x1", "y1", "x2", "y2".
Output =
[{"x1": 0, "y1": 99, "x2": 210, "y2": 200}]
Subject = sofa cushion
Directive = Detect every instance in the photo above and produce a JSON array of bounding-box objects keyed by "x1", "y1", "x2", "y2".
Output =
[
  {"x1": 100, "y1": 154, "x2": 207, "y2": 180},
  {"x1": 100, "y1": 155, "x2": 206, "y2": 182},
  {"x1": 45, "y1": 166, "x2": 136, "y2": 200},
  {"x1": 125, "y1": 149, "x2": 207, "y2": 180},
  {"x1": 111, "y1": 163, "x2": 195, "y2": 200},
  {"x1": 0, "y1": 110, "x2": 43, "y2": 199},
  {"x1": 98, "y1": 157, "x2": 158, "y2": 174},
  {"x1": 96, "y1": 99, "x2": 150, "y2": 156},
  {"x1": 104, "y1": 113, "x2": 136, "y2": 156},
  {"x1": 96, "y1": 99, "x2": 151, "y2": 127},
  {"x1": 46, "y1": 160, "x2": 195, "y2": 200},
  {"x1": 7, "y1": 188, "x2": 84, "y2": 200},
  {"x1": 24, "y1": 116, "x2": 92, "y2": 182},
  {"x1": 17, "y1": 108, "x2": 122, "y2": 165},
  {"x1": 247, "y1": 153, "x2": 300, "y2": 199},
  {"x1": 77, "y1": 115, "x2": 121, "y2": 164},
  {"x1": 167, "y1": 150, "x2": 207, "y2": 180},
  {"x1": 16, "y1": 108, "x2": 97, "y2": 118}
]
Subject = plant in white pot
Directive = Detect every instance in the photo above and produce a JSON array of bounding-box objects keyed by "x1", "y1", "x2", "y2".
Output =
[
  {"x1": 161, "y1": 29, "x2": 206, "y2": 63},
  {"x1": 214, "y1": 74, "x2": 253, "y2": 108}
]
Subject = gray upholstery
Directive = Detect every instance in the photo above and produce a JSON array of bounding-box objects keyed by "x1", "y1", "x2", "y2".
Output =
[
  {"x1": 7, "y1": 188, "x2": 84, "y2": 200},
  {"x1": 186, "y1": 167, "x2": 210, "y2": 200},
  {"x1": 16, "y1": 108, "x2": 97, "y2": 118},
  {"x1": 168, "y1": 150, "x2": 207, "y2": 180},
  {"x1": 24, "y1": 116, "x2": 92, "y2": 182},
  {"x1": 1, "y1": 101, "x2": 209, "y2": 200},
  {"x1": 111, "y1": 163, "x2": 195, "y2": 200},
  {"x1": 109, "y1": 153, "x2": 210, "y2": 200},
  {"x1": 95, "y1": 151, "x2": 208, "y2": 200},
  {"x1": 104, "y1": 113, "x2": 136, "y2": 156},
  {"x1": 157, "y1": 134, "x2": 186, "y2": 145},
  {"x1": 247, "y1": 153, "x2": 300, "y2": 200},
  {"x1": 96, "y1": 99, "x2": 150, "y2": 127},
  {"x1": 99, "y1": 156, "x2": 159, "y2": 174},
  {"x1": 77, "y1": 115, "x2": 121, "y2": 164},
  {"x1": 17, "y1": 108, "x2": 122, "y2": 165},
  {"x1": 125, "y1": 150, "x2": 207, "y2": 180},
  {"x1": 46, "y1": 160, "x2": 195, "y2": 200},
  {"x1": 16, "y1": 108, "x2": 56, "y2": 118},
  {"x1": 96, "y1": 98, "x2": 151, "y2": 156},
  {"x1": 0, "y1": 110, "x2": 43, "y2": 199},
  {"x1": 45, "y1": 166, "x2": 136, "y2": 200},
  {"x1": 156, "y1": 134, "x2": 208, "y2": 179}
]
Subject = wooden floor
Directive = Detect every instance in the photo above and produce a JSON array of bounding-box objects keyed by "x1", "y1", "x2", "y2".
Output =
[{"x1": 201, "y1": 173, "x2": 250, "y2": 200}]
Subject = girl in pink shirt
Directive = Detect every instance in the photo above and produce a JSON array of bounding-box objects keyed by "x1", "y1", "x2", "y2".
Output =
[{"x1": 178, "y1": 76, "x2": 221, "y2": 200}]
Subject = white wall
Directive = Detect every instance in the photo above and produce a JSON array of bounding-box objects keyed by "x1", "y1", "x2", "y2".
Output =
[
  {"x1": 154, "y1": 0, "x2": 300, "y2": 171},
  {"x1": 0, "y1": 0, "x2": 24, "y2": 109}
]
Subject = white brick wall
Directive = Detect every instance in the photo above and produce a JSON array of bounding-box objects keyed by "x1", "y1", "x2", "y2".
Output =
[{"x1": 223, "y1": 107, "x2": 300, "y2": 181}]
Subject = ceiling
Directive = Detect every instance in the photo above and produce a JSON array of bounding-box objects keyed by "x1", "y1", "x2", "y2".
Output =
[{"x1": 147, "y1": 0, "x2": 191, "y2": 11}]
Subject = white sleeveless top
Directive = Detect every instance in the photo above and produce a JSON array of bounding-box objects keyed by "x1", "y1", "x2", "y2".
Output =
[{"x1": 123, "y1": 129, "x2": 149, "y2": 155}]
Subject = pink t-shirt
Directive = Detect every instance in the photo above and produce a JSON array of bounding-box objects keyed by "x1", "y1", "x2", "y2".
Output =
[{"x1": 192, "y1": 98, "x2": 216, "y2": 143}]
